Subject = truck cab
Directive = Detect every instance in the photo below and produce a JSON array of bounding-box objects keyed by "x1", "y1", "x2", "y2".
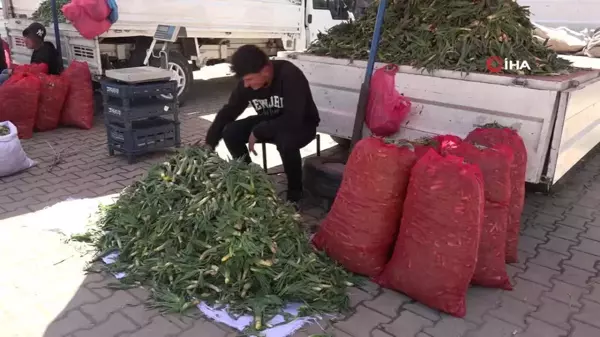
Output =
[{"x1": 0, "y1": 0, "x2": 353, "y2": 103}]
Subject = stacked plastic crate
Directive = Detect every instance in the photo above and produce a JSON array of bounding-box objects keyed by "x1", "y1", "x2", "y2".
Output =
[{"x1": 101, "y1": 79, "x2": 181, "y2": 164}]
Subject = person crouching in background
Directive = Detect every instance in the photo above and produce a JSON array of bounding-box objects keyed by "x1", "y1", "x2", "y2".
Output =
[
  {"x1": 0, "y1": 22, "x2": 64, "y2": 86},
  {"x1": 23, "y1": 22, "x2": 63, "y2": 75}
]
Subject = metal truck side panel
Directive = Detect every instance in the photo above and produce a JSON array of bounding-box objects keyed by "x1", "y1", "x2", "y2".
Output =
[
  {"x1": 286, "y1": 54, "x2": 572, "y2": 184},
  {"x1": 552, "y1": 77, "x2": 600, "y2": 182}
]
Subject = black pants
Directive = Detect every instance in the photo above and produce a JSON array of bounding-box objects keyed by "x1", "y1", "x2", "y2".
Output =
[{"x1": 221, "y1": 115, "x2": 316, "y2": 195}]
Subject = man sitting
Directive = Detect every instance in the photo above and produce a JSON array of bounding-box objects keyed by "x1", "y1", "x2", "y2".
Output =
[
  {"x1": 23, "y1": 22, "x2": 63, "y2": 75},
  {"x1": 204, "y1": 45, "x2": 320, "y2": 205}
]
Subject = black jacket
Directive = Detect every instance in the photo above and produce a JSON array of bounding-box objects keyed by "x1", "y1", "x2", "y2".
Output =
[
  {"x1": 31, "y1": 41, "x2": 63, "y2": 75},
  {"x1": 205, "y1": 60, "x2": 320, "y2": 147}
]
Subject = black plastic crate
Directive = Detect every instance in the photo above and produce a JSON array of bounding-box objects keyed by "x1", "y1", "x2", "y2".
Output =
[
  {"x1": 101, "y1": 79, "x2": 178, "y2": 100},
  {"x1": 106, "y1": 118, "x2": 180, "y2": 163},
  {"x1": 103, "y1": 96, "x2": 179, "y2": 122}
]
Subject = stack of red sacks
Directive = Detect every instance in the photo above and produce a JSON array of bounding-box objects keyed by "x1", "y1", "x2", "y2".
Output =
[
  {"x1": 62, "y1": 0, "x2": 112, "y2": 39},
  {"x1": 312, "y1": 127, "x2": 527, "y2": 318},
  {"x1": 0, "y1": 67, "x2": 43, "y2": 138},
  {"x1": 0, "y1": 60, "x2": 95, "y2": 138}
]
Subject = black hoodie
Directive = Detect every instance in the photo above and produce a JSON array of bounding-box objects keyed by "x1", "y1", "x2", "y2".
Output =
[
  {"x1": 31, "y1": 41, "x2": 63, "y2": 75},
  {"x1": 205, "y1": 60, "x2": 320, "y2": 147}
]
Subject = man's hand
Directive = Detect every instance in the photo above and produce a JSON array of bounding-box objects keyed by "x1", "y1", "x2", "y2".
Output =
[
  {"x1": 248, "y1": 133, "x2": 258, "y2": 156},
  {"x1": 192, "y1": 139, "x2": 214, "y2": 152},
  {"x1": 203, "y1": 143, "x2": 214, "y2": 152}
]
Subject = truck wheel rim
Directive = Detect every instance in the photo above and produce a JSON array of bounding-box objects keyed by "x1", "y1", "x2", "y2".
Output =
[{"x1": 161, "y1": 61, "x2": 186, "y2": 100}]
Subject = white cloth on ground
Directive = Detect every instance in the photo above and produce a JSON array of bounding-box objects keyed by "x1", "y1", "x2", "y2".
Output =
[{"x1": 101, "y1": 252, "x2": 325, "y2": 337}]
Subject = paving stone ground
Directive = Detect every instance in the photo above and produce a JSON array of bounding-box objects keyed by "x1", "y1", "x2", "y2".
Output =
[{"x1": 2, "y1": 76, "x2": 600, "y2": 337}]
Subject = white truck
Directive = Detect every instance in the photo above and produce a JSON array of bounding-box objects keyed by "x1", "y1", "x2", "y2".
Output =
[
  {"x1": 0, "y1": 0, "x2": 352, "y2": 103},
  {"x1": 285, "y1": 0, "x2": 600, "y2": 189}
]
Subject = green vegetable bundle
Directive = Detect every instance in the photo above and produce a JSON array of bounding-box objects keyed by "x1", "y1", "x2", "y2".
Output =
[
  {"x1": 78, "y1": 147, "x2": 356, "y2": 333},
  {"x1": 0, "y1": 125, "x2": 9, "y2": 136},
  {"x1": 31, "y1": 0, "x2": 69, "y2": 25},
  {"x1": 308, "y1": 0, "x2": 572, "y2": 75}
]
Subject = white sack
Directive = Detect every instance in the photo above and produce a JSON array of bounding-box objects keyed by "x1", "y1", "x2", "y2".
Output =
[
  {"x1": 583, "y1": 29, "x2": 600, "y2": 58},
  {"x1": 0, "y1": 121, "x2": 35, "y2": 177},
  {"x1": 533, "y1": 23, "x2": 588, "y2": 53}
]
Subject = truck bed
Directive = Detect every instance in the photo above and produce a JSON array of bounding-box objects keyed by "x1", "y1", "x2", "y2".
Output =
[{"x1": 285, "y1": 53, "x2": 600, "y2": 185}]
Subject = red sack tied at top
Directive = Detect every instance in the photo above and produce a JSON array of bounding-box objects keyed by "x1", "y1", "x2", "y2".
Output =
[
  {"x1": 366, "y1": 65, "x2": 411, "y2": 137},
  {"x1": 36, "y1": 73, "x2": 69, "y2": 131},
  {"x1": 0, "y1": 73, "x2": 42, "y2": 139},
  {"x1": 12, "y1": 63, "x2": 48, "y2": 75},
  {"x1": 62, "y1": 2, "x2": 111, "y2": 39},
  {"x1": 312, "y1": 137, "x2": 417, "y2": 277},
  {"x1": 411, "y1": 134, "x2": 463, "y2": 158},
  {"x1": 466, "y1": 126, "x2": 527, "y2": 264},
  {"x1": 376, "y1": 150, "x2": 485, "y2": 317},
  {"x1": 72, "y1": 0, "x2": 111, "y2": 21},
  {"x1": 444, "y1": 142, "x2": 514, "y2": 290},
  {"x1": 61, "y1": 61, "x2": 94, "y2": 129}
]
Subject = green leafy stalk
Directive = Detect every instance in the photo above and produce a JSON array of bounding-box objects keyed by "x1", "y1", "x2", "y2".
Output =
[{"x1": 31, "y1": 0, "x2": 70, "y2": 25}]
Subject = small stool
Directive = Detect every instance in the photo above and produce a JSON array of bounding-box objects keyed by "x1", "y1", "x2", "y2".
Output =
[{"x1": 261, "y1": 134, "x2": 321, "y2": 172}]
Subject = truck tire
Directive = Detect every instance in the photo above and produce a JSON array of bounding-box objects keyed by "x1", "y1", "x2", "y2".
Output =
[
  {"x1": 303, "y1": 156, "x2": 345, "y2": 202},
  {"x1": 150, "y1": 51, "x2": 194, "y2": 105}
]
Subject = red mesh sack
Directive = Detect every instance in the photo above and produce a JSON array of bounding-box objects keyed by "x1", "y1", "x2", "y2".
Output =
[
  {"x1": 365, "y1": 65, "x2": 411, "y2": 137},
  {"x1": 376, "y1": 150, "x2": 484, "y2": 317},
  {"x1": 35, "y1": 74, "x2": 69, "y2": 131},
  {"x1": 12, "y1": 63, "x2": 48, "y2": 75},
  {"x1": 0, "y1": 73, "x2": 41, "y2": 139},
  {"x1": 61, "y1": 61, "x2": 94, "y2": 129},
  {"x1": 73, "y1": 0, "x2": 111, "y2": 21},
  {"x1": 312, "y1": 137, "x2": 417, "y2": 277},
  {"x1": 62, "y1": 2, "x2": 83, "y2": 21},
  {"x1": 63, "y1": 2, "x2": 111, "y2": 39},
  {"x1": 412, "y1": 134, "x2": 463, "y2": 158},
  {"x1": 444, "y1": 142, "x2": 514, "y2": 290},
  {"x1": 466, "y1": 126, "x2": 527, "y2": 263}
]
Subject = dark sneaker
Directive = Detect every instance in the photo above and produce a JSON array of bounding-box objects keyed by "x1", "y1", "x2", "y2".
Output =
[{"x1": 287, "y1": 190, "x2": 303, "y2": 203}]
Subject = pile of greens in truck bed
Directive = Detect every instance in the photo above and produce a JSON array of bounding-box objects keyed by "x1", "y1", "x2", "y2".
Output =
[
  {"x1": 75, "y1": 147, "x2": 356, "y2": 333},
  {"x1": 308, "y1": 0, "x2": 572, "y2": 75},
  {"x1": 31, "y1": 0, "x2": 69, "y2": 24}
]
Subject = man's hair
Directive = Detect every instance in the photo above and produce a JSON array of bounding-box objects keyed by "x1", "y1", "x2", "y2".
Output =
[{"x1": 230, "y1": 45, "x2": 269, "y2": 78}]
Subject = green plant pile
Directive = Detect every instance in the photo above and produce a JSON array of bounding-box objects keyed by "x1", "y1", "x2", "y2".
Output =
[
  {"x1": 0, "y1": 125, "x2": 9, "y2": 136},
  {"x1": 74, "y1": 147, "x2": 357, "y2": 333},
  {"x1": 31, "y1": 0, "x2": 69, "y2": 25},
  {"x1": 308, "y1": 0, "x2": 572, "y2": 75}
]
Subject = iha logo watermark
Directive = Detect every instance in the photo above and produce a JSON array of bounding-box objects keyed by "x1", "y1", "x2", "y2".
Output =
[{"x1": 485, "y1": 56, "x2": 531, "y2": 73}]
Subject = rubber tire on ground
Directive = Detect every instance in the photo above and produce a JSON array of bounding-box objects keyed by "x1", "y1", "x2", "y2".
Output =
[
  {"x1": 150, "y1": 51, "x2": 194, "y2": 105},
  {"x1": 303, "y1": 156, "x2": 346, "y2": 202}
]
